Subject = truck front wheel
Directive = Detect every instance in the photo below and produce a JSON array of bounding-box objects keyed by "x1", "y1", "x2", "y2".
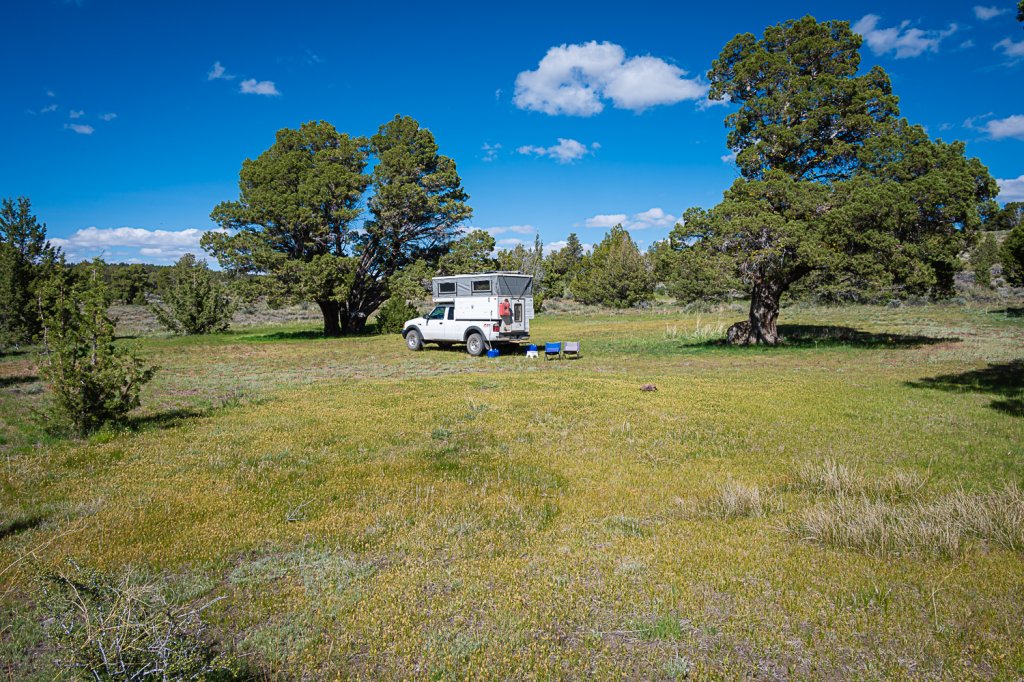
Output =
[
  {"x1": 466, "y1": 332, "x2": 485, "y2": 357},
  {"x1": 406, "y1": 329, "x2": 423, "y2": 351}
]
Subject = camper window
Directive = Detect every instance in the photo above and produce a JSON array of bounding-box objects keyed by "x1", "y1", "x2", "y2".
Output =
[
  {"x1": 472, "y1": 279, "x2": 491, "y2": 293},
  {"x1": 438, "y1": 282, "x2": 456, "y2": 294}
]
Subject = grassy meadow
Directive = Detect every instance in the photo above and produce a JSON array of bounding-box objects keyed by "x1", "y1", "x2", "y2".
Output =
[{"x1": 2, "y1": 301, "x2": 1023, "y2": 679}]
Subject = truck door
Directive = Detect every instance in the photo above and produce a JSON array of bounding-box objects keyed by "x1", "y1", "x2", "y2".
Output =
[
  {"x1": 423, "y1": 305, "x2": 447, "y2": 341},
  {"x1": 443, "y1": 305, "x2": 461, "y2": 341}
]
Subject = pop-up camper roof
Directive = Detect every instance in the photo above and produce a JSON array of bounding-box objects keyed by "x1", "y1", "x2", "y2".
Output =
[{"x1": 431, "y1": 272, "x2": 533, "y2": 298}]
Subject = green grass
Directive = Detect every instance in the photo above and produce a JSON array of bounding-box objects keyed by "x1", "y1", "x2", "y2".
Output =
[{"x1": 2, "y1": 301, "x2": 1023, "y2": 679}]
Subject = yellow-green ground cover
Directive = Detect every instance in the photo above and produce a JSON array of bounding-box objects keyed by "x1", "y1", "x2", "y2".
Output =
[{"x1": 2, "y1": 302, "x2": 1023, "y2": 679}]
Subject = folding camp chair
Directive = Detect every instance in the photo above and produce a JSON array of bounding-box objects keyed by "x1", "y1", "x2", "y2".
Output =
[
  {"x1": 563, "y1": 341, "x2": 581, "y2": 359},
  {"x1": 544, "y1": 342, "x2": 562, "y2": 360}
]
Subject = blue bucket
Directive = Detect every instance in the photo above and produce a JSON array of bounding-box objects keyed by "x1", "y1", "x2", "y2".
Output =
[
  {"x1": 486, "y1": 348, "x2": 500, "y2": 358},
  {"x1": 527, "y1": 344, "x2": 537, "y2": 352}
]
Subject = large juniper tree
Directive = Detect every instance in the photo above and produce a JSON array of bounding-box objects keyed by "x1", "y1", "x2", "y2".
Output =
[
  {"x1": 203, "y1": 121, "x2": 370, "y2": 336},
  {"x1": 683, "y1": 16, "x2": 997, "y2": 344}
]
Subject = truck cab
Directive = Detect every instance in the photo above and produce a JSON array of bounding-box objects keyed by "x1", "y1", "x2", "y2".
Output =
[{"x1": 402, "y1": 273, "x2": 534, "y2": 356}]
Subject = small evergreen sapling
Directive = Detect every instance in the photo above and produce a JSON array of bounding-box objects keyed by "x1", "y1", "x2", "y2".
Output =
[
  {"x1": 151, "y1": 254, "x2": 235, "y2": 335},
  {"x1": 37, "y1": 260, "x2": 156, "y2": 435}
]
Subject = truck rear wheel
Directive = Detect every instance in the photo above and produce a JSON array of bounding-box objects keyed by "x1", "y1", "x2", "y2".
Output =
[
  {"x1": 466, "y1": 332, "x2": 485, "y2": 357},
  {"x1": 406, "y1": 329, "x2": 423, "y2": 351}
]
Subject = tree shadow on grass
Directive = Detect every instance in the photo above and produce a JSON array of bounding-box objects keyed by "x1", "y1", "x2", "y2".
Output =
[
  {"x1": 241, "y1": 329, "x2": 326, "y2": 342},
  {"x1": 698, "y1": 325, "x2": 957, "y2": 350},
  {"x1": 989, "y1": 307, "x2": 1024, "y2": 318},
  {"x1": 778, "y1": 325, "x2": 958, "y2": 348},
  {"x1": 908, "y1": 360, "x2": 1024, "y2": 417},
  {"x1": 126, "y1": 407, "x2": 207, "y2": 432},
  {"x1": 0, "y1": 374, "x2": 38, "y2": 388},
  {"x1": 0, "y1": 514, "x2": 47, "y2": 540}
]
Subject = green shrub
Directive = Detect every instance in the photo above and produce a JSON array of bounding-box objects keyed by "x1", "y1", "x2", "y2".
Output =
[
  {"x1": 375, "y1": 296, "x2": 417, "y2": 334},
  {"x1": 42, "y1": 561, "x2": 234, "y2": 681},
  {"x1": 971, "y1": 232, "x2": 1000, "y2": 288},
  {"x1": 38, "y1": 260, "x2": 156, "y2": 435},
  {"x1": 1002, "y1": 223, "x2": 1024, "y2": 285},
  {"x1": 151, "y1": 254, "x2": 235, "y2": 335}
]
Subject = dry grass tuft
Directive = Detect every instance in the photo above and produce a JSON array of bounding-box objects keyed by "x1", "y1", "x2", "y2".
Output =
[
  {"x1": 791, "y1": 483, "x2": 1024, "y2": 556},
  {"x1": 875, "y1": 468, "x2": 930, "y2": 501},
  {"x1": 795, "y1": 458, "x2": 864, "y2": 496},
  {"x1": 700, "y1": 479, "x2": 775, "y2": 519},
  {"x1": 795, "y1": 459, "x2": 930, "y2": 502}
]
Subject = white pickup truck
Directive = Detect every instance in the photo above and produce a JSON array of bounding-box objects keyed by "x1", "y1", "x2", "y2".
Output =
[{"x1": 402, "y1": 273, "x2": 534, "y2": 356}]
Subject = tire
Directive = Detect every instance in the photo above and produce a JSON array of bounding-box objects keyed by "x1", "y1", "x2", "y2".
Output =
[
  {"x1": 465, "y1": 332, "x2": 485, "y2": 357},
  {"x1": 405, "y1": 329, "x2": 423, "y2": 351}
]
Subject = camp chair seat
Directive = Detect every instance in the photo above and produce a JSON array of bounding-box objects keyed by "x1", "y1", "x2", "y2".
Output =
[
  {"x1": 544, "y1": 342, "x2": 561, "y2": 360},
  {"x1": 563, "y1": 341, "x2": 581, "y2": 358}
]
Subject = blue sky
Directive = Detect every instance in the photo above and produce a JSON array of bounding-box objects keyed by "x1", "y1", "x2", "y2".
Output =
[{"x1": 2, "y1": 0, "x2": 1023, "y2": 264}]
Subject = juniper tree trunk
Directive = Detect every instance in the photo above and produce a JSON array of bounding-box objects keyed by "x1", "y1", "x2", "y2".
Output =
[
  {"x1": 727, "y1": 280, "x2": 783, "y2": 345},
  {"x1": 317, "y1": 300, "x2": 341, "y2": 337},
  {"x1": 748, "y1": 281, "x2": 781, "y2": 344}
]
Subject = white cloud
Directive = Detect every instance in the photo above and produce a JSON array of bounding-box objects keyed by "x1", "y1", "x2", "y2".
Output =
[
  {"x1": 960, "y1": 39, "x2": 976, "y2": 49},
  {"x1": 482, "y1": 142, "x2": 501, "y2": 162},
  {"x1": 721, "y1": 150, "x2": 738, "y2": 164},
  {"x1": 974, "y1": 5, "x2": 1008, "y2": 20},
  {"x1": 964, "y1": 112, "x2": 994, "y2": 129},
  {"x1": 69, "y1": 109, "x2": 84, "y2": 119},
  {"x1": 239, "y1": 78, "x2": 280, "y2": 96},
  {"x1": 496, "y1": 238, "x2": 527, "y2": 247},
  {"x1": 514, "y1": 40, "x2": 707, "y2": 116},
  {"x1": 49, "y1": 226, "x2": 210, "y2": 264},
  {"x1": 479, "y1": 225, "x2": 535, "y2": 236},
  {"x1": 627, "y1": 207, "x2": 677, "y2": 229},
  {"x1": 984, "y1": 114, "x2": 1024, "y2": 139},
  {"x1": 583, "y1": 207, "x2": 678, "y2": 231},
  {"x1": 65, "y1": 123, "x2": 94, "y2": 135},
  {"x1": 852, "y1": 15, "x2": 958, "y2": 58},
  {"x1": 100, "y1": 112, "x2": 117, "y2": 121},
  {"x1": 207, "y1": 61, "x2": 233, "y2": 80},
  {"x1": 41, "y1": 103, "x2": 58, "y2": 113},
  {"x1": 584, "y1": 213, "x2": 628, "y2": 229},
  {"x1": 995, "y1": 36, "x2": 1024, "y2": 58},
  {"x1": 997, "y1": 175, "x2": 1024, "y2": 202},
  {"x1": 46, "y1": 90, "x2": 56, "y2": 98},
  {"x1": 517, "y1": 138, "x2": 597, "y2": 163}
]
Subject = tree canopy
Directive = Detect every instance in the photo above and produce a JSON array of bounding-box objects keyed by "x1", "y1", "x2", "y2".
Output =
[
  {"x1": 708, "y1": 15, "x2": 899, "y2": 183},
  {"x1": 437, "y1": 229, "x2": 497, "y2": 275},
  {"x1": 544, "y1": 233, "x2": 584, "y2": 299},
  {"x1": 572, "y1": 226, "x2": 653, "y2": 308},
  {"x1": 0, "y1": 197, "x2": 56, "y2": 348},
  {"x1": 989, "y1": 202, "x2": 1024, "y2": 232}
]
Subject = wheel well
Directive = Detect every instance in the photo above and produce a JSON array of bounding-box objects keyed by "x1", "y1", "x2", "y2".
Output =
[
  {"x1": 403, "y1": 325, "x2": 420, "y2": 339},
  {"x1": 464, "y1": 327, "x2": 484, "y2": 342}
]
